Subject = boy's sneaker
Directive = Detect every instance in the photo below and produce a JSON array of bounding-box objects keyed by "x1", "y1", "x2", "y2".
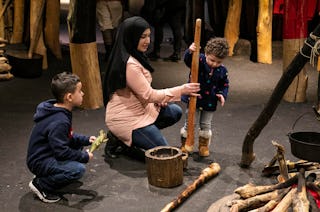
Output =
[{"x1": 29, "y1": 178, "x2": 61, "y2": 203}]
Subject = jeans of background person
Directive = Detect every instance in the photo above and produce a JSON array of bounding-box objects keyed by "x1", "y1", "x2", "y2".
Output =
[
  {"x1": 132, "y1": 103, "x2": 182, "y2": 150},
  {"x1": 36, "y1": 160, "x2": 85, "y2": 192},
  {"x1": 96, "y1": 0, "x2": 123, "y2": 31},
  {"x1": 183, "y1": 108, "x2": 214, "y2": 131},
  {"x1": 153, "y1": 9, "x2": 184, "y2": 59}
]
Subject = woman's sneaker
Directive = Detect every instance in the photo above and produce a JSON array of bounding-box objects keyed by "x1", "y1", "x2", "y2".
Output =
[{"x1": 29, "y1": 178, "x2": 61, "y2": 203}]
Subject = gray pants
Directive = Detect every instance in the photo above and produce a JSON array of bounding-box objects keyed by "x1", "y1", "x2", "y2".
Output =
[{"x1": 183, "y1": 108, "x2": 214, "y2": 132}]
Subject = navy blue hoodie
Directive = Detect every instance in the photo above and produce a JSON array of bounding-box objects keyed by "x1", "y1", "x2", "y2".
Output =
[{"x1": 27, "y1": 99, "x2": 90, "y2": 174}]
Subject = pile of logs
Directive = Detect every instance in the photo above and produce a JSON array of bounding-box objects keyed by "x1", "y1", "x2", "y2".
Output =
[
  {"x1": 227, "y1": 141, "x2": 320, "y2": 211},
  {"x1": 0, "y1": 37, "x2": 13, "y2": 81}
]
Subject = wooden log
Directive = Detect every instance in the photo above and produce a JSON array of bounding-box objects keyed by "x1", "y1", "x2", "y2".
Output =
[
  {"x1": 10, "y1": 0, "x2": 24, "y2": 43},
  {"x1": 185, "y1": 18, "x2": 201, "y2": 152},
  {"x1": 272, "y1": 140, "x2": 289, "y2": 182},
  {"x1": 234, "y1": 174, "x2": 298, "y2": 199},
  {"x1": 145, "y1": 146, "x2": 183, "y2": 188},
  {"x1": 240, "y1": 23, "x2": 320, "y2": 168},
  {"x1": 69, "y1": 42, "x2": 103, "y2": 109},
  {"x1": 262, "y1": 160, "x2": 320, "y2": 176},
  {"x1": 282, "y1": 0, "x2": 315, "y2": 103},
  {"x1": 272, "y1": 187, "x2": 297, "y2": 212},
  {"x1": 0, "y1": 0, "x2": 4, "y2": 38},
  {"x1": 292, "y1": 168, "x2": 309, "y2": 212},
  {"x1": 248, "y1": 188, "x2": 290, "y2": 212},
  {"x1": 161, "y1": 163, "x2": 220, "y2": 212},
  {"x1": 68, "y1": 0, "x2": 103, "y2": 109},
  {"x1": 44, "y1": 0, "x2": 61, "y2": 59},
  {"x1": 230, "y1": 188, "x2": 287, "y2": 211},
  {"x1": 256, "y1": 0, "x2": 272, "y2": 64},
  {"x1": 283, "y1": 39, "x2": 308, "y2": 103},
  {"x1": 224, "y1": 0, "x2": 242, "y2": 56}
]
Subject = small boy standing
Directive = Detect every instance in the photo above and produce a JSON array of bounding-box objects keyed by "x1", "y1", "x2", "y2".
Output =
[
  {"x1": 180, "y1": 37, "x2": 229, "y2": 157},
  {"x1": 27, "y1": 72, "x2": 96, "y2": 203}
]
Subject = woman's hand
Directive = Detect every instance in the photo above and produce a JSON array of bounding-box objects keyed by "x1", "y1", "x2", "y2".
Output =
[{"x1": 182, "y1": 83, "x2": 200, "y2": 96}]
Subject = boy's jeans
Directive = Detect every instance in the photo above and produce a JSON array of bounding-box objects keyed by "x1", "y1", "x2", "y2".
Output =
[
  {"x1": 38, "y1": 160, "x2": 85, "y2": 192},
  {"x1": 132, "y1": 103, "x2": 182, "y2": 150}
]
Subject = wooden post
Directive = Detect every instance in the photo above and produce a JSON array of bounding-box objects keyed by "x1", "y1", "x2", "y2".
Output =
[
  {"x1": 68, "y1": 0, "x2": 103, "y2": 109},
  {"x1": 282, "y1": 0, "x2": 317, "y2": 103},
  {"x1": 240, "y1": 23, "x2": 320, "y2": 168},
  {"x1": 44, "y1": 0, "x2": 61, "y2": 59},
  {"x1": 10, "y1": 0, "x2": 24, "y2": 44},
  {"x1": 224, "y1": 0, "x2": 242, "y2": 56},
  {"x1": 257, "y1": 0, "x2": 272, "y2": 64},
  {"x1": 185, "y1": 19, "x2": 201, "y2": 152},
  {"x1": 29, "y1": 0, "x2": 47, "y2": 69}
]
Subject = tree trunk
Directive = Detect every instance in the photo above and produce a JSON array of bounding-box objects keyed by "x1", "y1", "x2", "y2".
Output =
[
  {"x1": 68, "y1": 0, "x2": 103, "y2": 109},
  {"x1": 29, "y1": 0, "x2": 47, "y2": 69},
  {"x1": 44, "y1": 0, "x2": 61, "y2": 59},
  {"x1": 240, "y1": 23, "x2": 320, "y2": 168},
  {"x1": 224, "y1": 0, "x2": 242, "y2": 56},
  {"x1": 282, "y1": 0, "x2": 315, "y2": 102},
  {"x1": 257, "y1": 0, "x2": 272, "y2": 64},
  {"x1": 10, "y1": 0, "x2": 24, "y2": 43}
]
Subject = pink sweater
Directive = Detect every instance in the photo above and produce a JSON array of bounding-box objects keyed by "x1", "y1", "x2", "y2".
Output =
[{"x1": 105, "y1": 56, "x2": 184, "y2": 146}]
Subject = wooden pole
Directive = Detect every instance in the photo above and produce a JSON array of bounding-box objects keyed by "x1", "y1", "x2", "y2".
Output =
[
  {"x1": 10, "y1": 0, "x2": 24, "y2": 44},
  {"x1": 29, "y1": 0, "x2": 47, "y2": 69},
  {"x1": 44, "y1": 0, "x2": 62, "y2": 59},
  {"x1": 184, "y1": 18, "x2": 201, "y2": 152},
  {"x1": 68, "y1": 0, "x2": 103, "y2": 109},
  {"x1": 240, "y1": 23, "x2": 320, "y2": 168},
  {"x1": 224, "y1": 0, "x2": 242, "y2": 56},
  {"x1": 257, "y1": 0, "x2": 272, "y2": 64}
]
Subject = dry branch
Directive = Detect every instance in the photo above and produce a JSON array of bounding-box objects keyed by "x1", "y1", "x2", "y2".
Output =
[
  {"x1": 234, "y1": 174, "x2": 298, "y2": 199},
  {"x1": 230, "y1": 188, "x2": 287, "y2": 211},
  {"x1": 272, "y1": 187, "x2": 297, "y2": 212},
  {"x1": 161, "y1": 163, "x2": 220, "y2": 212},
  {"x1": 292, "y1": 168, "x2": 309, "y2": 211}
]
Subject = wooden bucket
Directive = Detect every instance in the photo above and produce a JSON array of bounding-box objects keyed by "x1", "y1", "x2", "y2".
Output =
[{"x1": 145, "y1": 146, "x2": 183, "y2": 188}]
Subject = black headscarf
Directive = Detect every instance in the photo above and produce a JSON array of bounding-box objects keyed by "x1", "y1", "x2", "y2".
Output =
[{"x1": 103, "y1": 16, "x2": 154, "y2": 105}]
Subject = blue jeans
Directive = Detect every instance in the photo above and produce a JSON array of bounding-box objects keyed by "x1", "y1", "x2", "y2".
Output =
[
  {"x1": 132, "y1": 103, "x2": 182, "y2": 150},
  {"x1": 38, "y1": 160, "x2": 86, "y2": 192}
]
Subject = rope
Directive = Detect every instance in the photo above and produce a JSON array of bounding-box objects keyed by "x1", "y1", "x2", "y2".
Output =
[{"x1": 300, "y1": 32, "x2": 320, "y2": 68}]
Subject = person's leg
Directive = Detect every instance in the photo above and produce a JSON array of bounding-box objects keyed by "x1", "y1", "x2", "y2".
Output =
[
  {"x1": 165, "y1": 10, "x2": 183, "y2": 61},
  {"x1": 39, "y1": 160, "x2": 86, "y2": 192},
  {"x1": 198, "y1": 110, "x2": 214, "y2": 156},
  {"x1": 132, "y1": 124, "x2": 168, "y2": 150},
  {"x1": 108, "y1": 1, "x2": 123, "y2": 28},
  {"x1": 29, "y1": 160, "x2": 85, "y2": 203},
  {"x1": 96, "y1": 1, "x2": 113, "y2": 60},
  {"x1": 154, "y1": 103, "x2": 182, "y2": 129},
  {"x1": 180, "y1": 108, "x2": 200, "y2": 152},
  {"x1": 150, "y1": 22, "x2": 164, "y2": 59}
]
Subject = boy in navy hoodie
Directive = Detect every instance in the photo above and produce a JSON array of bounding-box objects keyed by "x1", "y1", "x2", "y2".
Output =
[{"x1": 27, "y1": 72, "x2": 96, "y2": 203}]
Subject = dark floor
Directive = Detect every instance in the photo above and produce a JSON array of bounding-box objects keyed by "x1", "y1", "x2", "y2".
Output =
[{"x1": 1, "y1": 10, "x2": 320, "y2": 212}]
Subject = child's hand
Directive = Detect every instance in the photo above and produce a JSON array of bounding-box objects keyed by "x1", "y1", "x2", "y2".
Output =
[
  {"x1": 86, "y1": 149, "x2": 94, "y2": 160},
  {"x1": 216, "y1": 94, "x2": 225, "y2": 106},
  {"x1": 189, "y1": 42, "x2": 196, "y2": 53},
  {"x1": 89, "y1": 136, "x2": 96, "y2": 143}
]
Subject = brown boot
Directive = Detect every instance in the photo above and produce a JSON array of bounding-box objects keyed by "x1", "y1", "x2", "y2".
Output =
[
  {"x1": 180, "y1": 127, "x2": 188, "y2": 153},
  {"x1": 198, "y1": 130, "x2": 212, "y2": 157}
]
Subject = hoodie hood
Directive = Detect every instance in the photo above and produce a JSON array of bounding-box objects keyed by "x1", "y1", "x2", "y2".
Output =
[{"x1": 33, "y1": 99, "x2": 71, "y2": 123}]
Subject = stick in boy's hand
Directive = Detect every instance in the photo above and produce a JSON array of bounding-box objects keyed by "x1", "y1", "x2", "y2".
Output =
[{"x1": 89, "y1": 130, "x2": 108, "y2": 153}]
